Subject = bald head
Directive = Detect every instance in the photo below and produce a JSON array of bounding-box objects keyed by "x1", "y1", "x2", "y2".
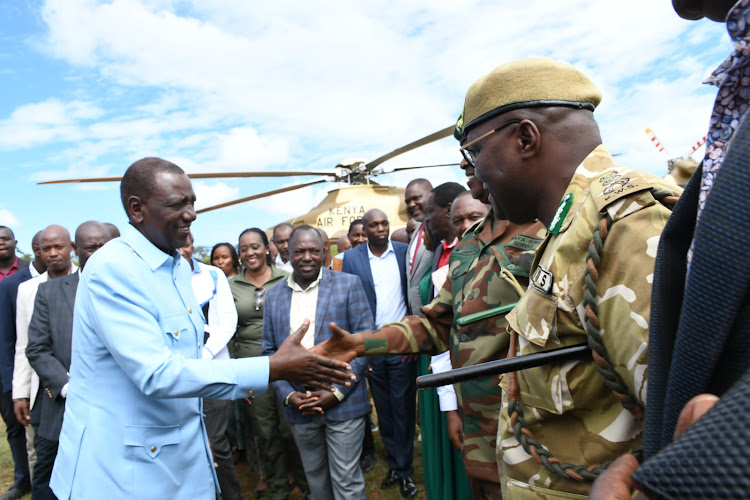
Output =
[
  {"x1": 75, "y1": 221, "x2": 113, "y2": 270},
  {"x1": 336, "y1": 234, "x2": 351, "y2": 253},
  {"x1": 103, "y1": 223, "x2": 120, "y2": 238},
  {"x1": 30, "y1": 230, "x2": 47, "y2": 273},
  {"x1": 40, "y1": 225, "x2": 74, "y2": 279},
  {"x1": 363, "y1": 209, "x2": 389, "y2": 251},
  {"x1": 316, "y1": 228, "x2": 332, "y2": 267},
  {"x1": 405, "y1": 179, "x2": 433, "y2": 221},
  {"x1": 391, "y1": 227, "x2": 409, "y2": 244}
]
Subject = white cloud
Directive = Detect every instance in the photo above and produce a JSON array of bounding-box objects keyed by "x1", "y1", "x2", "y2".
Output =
[
  {"x1": 193, "y1": 180, "x2": 240, "y2": 211},
  {"x1": 0, "y1": 209, "x2": 21, "y2": 227}
]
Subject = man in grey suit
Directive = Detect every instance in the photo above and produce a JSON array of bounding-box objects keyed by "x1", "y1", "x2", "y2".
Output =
[
  {"x1": 26, "y1": 221, "x2": 112, "y2": 500},
  {"x1": 404, "y1": 179, "x2": 433, "y2": 315}
]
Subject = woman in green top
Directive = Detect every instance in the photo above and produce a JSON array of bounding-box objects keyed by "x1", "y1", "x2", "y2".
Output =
[{"x1": 229, "y1": 228, "x2": 309, "y2": 500}]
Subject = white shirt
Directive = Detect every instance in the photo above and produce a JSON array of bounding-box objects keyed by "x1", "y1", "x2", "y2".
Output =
[
  {"x1": 287, "y1": 268, "x2": 322, "y2": 349},
  {"x1": 14, "y1": 265, "x2": 78, "y2": 407},
  {"x1": 188, "y1": 258, "x2": 238, "y2": 360},
  {"x1": 367, "y1": 242, "x2": 407, "y2": 328},
  {"x1": 283, "y1": 268, "x2": 344, "y2": 402},
  {"x1": 274, "y1": 253, "x2": 293, "y2": 273}
]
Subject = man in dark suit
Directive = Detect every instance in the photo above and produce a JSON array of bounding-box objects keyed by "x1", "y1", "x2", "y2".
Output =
[
  {"x1": 342, "y1": 209, "x2": 418, "y2": 498},
  {"x1": 404, "y1": 179, "x2": 433, "y2": 315},
  {"x1": 0, "y1": 231, "x2": 44, "y2": 500},
  {"x1": 26, "y1": 221, "x2": 112, "y2": 500},
  {"x1": 262, "y1": 225, "x2": 373, "y2": 499}
]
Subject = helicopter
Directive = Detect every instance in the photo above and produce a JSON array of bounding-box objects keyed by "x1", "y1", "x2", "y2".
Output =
[
  {"x1": 39, "y1": 126, "x2": 459, "y2": 239},
  {"x1": 645, "y1": 128, "x2": 706, "y2": 187}
]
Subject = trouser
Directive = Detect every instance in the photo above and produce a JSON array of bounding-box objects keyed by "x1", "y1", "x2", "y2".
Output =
[
  {"x1": 368, "y1": 355, "x2": 417, "y2": 477},
  {"x1": 0, "y1": 391, "x2": 30, "y2": 490},
  {"x1": 204, "y1": 399, "x2": 243, "y2": 500},
  {"x1": 291, "y1": 416, "x2": 366, "y2": 500},
  {"x1": 243, "y1": 386, "x2": 308, "y2": 500},
  {"x1": 30, "y1": 429, "x2": 57, "y2": 500}
]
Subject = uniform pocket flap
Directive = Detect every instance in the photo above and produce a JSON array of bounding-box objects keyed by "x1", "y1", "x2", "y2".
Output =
[
  {"x1": 124, "y1": 425, "x2": 181, "y2": 458},
  {"x1": 512, "y1": 287, "x2": 557, "y2": 347}
]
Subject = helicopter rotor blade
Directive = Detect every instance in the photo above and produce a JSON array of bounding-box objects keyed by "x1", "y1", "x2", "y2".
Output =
[
  {"x1": 195, "y1": 178, "x2": 328, "y2": 214},
  {"x1": 38, "y1": 176, "x2": 122, "y2": 185},
  {"x1": 381, "y1": 162, "x2": 460, "y2": 174},
  {"x1": 38, "y1": 169, "x2": 337, "y2": 185},
  {"x1": 364, "y1": 126, "x2": 454, "y2": 172}
]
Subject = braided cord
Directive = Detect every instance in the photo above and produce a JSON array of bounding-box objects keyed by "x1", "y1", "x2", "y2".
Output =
[{"x1": 506, "y1": 187, "x2": 677, "y2": 481}]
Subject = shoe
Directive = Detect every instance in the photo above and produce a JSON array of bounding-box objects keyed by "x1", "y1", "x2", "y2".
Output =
[
  {"x1": 399, "y1": 476, "x2": 419, "y2": 498},
  {"x1": 360, "y1": 453, "x2": 375, "y2": 473},
  {"x1": 0, "y1": 486, "x2": 29, "y2": 500},
  {"x1": 369, "y1": 416, "x2": 379, "y2": 432},
  {"x1": 380, "y1": 469, "x2": 399, "y2": 489}
]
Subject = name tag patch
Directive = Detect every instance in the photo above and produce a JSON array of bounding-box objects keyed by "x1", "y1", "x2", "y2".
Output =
[{"x1": 531, "y1": 265, "x2": 554, "y2": 294}]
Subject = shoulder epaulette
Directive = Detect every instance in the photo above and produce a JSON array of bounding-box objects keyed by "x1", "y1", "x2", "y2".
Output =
[{"x1": 590, "y1": 169, "x2": 656, "y2": 213}]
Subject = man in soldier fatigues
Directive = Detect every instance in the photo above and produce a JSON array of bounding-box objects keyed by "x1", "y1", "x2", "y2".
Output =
[
  {"x1": 457, "y1": 57, "x2": 679, "y2": 499},
  {"x1": 316, "y1": 173, "x2": 545, "y2": 497}
]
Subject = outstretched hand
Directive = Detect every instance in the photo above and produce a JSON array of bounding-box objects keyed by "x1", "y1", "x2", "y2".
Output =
[
  {"x1": 269, "y1": 319, "x2": 355, "y2": 391},
  {"x1": 310, "y1": 322, "x2": 362, "y2": 363}
]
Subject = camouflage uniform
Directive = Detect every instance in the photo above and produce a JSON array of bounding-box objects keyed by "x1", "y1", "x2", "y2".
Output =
[
  {"x1": 499, "y1": 146, "x2": 680, "y2": 499},
  {"x1": 363, "y1": 215, "x2": 546, "y2": 489}
]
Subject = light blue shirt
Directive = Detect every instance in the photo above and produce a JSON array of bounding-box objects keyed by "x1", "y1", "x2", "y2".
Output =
[
  {"x1": 51, "y1": 224, "x2": 269, "y2": 500},
  {"x1": 367, "y1": 241, "x2": 408, "y2": 328}
]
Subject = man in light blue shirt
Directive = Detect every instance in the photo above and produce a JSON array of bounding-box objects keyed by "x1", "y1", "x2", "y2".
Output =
[{"x1": 50, "y1": 157, "x2": 354, "y2": 500}]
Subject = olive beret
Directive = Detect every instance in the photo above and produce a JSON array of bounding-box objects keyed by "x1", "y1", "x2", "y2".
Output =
[{"x1": 460, "y1": 57, "x2": 602, "y2": 134}]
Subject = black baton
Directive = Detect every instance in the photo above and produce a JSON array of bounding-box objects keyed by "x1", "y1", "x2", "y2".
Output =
[{"x1": 416, "y1": 343, "x2": 591, "y2": 390}]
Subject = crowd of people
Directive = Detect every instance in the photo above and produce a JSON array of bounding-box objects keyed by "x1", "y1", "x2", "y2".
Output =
[{"x1": 0, "y1": 2, "x2": 748, "y2": 500}]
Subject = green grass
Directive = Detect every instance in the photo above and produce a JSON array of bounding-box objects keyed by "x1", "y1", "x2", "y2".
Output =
[
  {"x1": 0, "y1": 421, "x2": 30, "y2": 500},
  {"x1": 0, "y1": 420, "x2": 425, "y2": 500}
]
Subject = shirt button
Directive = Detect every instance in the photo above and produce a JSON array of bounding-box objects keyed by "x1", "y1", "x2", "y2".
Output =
[
  {"x1": 248, "y1": 390, "x2": 254, "y2": 396},
  {"x1": 150, "y1": 446, "x2": 157, "y2": 453},
  {"x1": 188, "y1": 307, "x2": 192, "y2": 314},
  {"x1": 174, "y1": 276, "x2": 177, "y2": 281},
  {"x1": 198, "y1": 343, "x2": 202, "y2": 349},
  {"x1": 174, "y1": 330, "x2": 180, "y2": 338},
  {"x1": 460, "y1": 334, "x2": 468, "y2": 342}
]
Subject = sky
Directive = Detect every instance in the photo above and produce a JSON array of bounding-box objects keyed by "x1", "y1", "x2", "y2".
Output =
[{"x1": 0, "y1": 0, "x2": 734, "y2": 255}]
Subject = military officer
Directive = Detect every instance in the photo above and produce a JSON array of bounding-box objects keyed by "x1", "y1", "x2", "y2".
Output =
[
  {"x1": 319, "y1": 58, "x2": 681, "y2": 499},
  {"x1": 460, "y1": 57, "x2": 679, "y2": 499},
  {"x1": 316, "y1": 148, "x2": 545, "y2": 497}
]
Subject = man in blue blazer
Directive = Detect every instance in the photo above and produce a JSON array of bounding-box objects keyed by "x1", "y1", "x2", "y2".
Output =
[
  {"x1": 0, "y1": 232, "x2": 44, "y2": 500},
  {"x1": 49, "y1": 158, "x2": 355, "y2": 500},
  {"x1": 342, "y1": 209, "x2": 419, "y2": 498},
  {"x1": 263, "y1": 225, "x2": 373, "y2": 500}
]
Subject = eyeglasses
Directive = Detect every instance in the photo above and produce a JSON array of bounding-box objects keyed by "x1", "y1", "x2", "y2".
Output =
[
  {"x1": 459, "y1": 119, "x2": 521, "y2": 168},
  {"x1": 254, "y1": 287, "x2": 266, "y2": 311}
]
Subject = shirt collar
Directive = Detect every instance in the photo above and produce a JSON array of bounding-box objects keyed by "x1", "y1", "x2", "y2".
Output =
[
  {"x1": 550, "y1": 144, "x2": 613, "y2": 235},
  {"x1": 274, "y1": 253, "x2": 289, "y2": 267},
  {"x1": 232, "y1": 265, "x2": 288, "y2": 286},
  {"x1": 29, "y1": 262, "x2": 41, "y2": 278},
  {"x1": 367, "y1": 241, "x2": 395, "y2": 260},
  {"x1": 122, "y1": 224, "x2": 176, "y2": 271},
  {"x1": 442, "y1": 238, "x2": 458, "y2": 251},
  {"x1": 190, "y1": 257, "x2": 202, "y2": 274},
  {"x1": 287, "y1": 267, "x2": 323, "y2": 292}
]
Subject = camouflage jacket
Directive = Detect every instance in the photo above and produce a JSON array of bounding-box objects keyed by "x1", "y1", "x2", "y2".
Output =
[
  {"x1": 363, "y1": 214, "x2": 546, "y2": 483},
  {"x1": 499, "y1": 146, "x2": 680, "y2": 499}
]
